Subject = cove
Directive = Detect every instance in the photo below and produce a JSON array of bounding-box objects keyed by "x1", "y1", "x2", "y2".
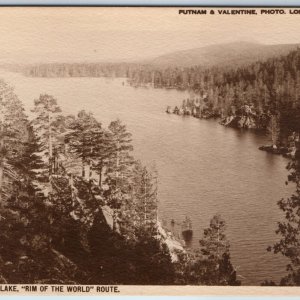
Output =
[{"x1": 0, "y1": 71, "x2": 292, "y2": 285}]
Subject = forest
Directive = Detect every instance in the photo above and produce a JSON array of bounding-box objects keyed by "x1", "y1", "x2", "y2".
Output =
[
  {"x1": 20, "y1": 63, "x2": 137, "y2": 78},
  {"x1": 6, "y1": 47, "x2": 300, "y2": 286},
  {"x1": 20, "y1": 49, "x2": 300, "y2": 152},
  {"x1": 152, "y1": 48, "x2": 300, "y2": 153},
  {"x1": 0, "y1": 80, "x2": 240, "y2": 285}
]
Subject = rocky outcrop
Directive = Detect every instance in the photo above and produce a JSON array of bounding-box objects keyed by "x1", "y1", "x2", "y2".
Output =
[
  {"x1": 259, "y1": 134, "x2": 299, "y2": 158},
  {"x1": 157, "y1": 221, "x2": 185, "y2": 263},
  {"x1": 259, "y1": 145, "x2": 290, "y2": 156},
  {"x1": 167, "y1": 102, "x2": 300, "y2": 158},
  {"x1": 168, "y1": 102, "x2": 270, "y2": 130},
  {"x1": 219, "y1": 105, "x2": 269, "y2": 130},
  {"x1": 220, "y1": 115, "x2": 261, "y2": 129}
]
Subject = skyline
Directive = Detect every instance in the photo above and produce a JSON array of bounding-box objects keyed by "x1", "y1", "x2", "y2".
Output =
[{"x1": 0, "y1": 7, "x2": 300, "y2": 63}]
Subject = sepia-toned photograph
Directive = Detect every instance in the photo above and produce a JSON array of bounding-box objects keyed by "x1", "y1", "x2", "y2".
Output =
[{"x1": 0, "y1": 6, "x2": 300, "y2": 291}]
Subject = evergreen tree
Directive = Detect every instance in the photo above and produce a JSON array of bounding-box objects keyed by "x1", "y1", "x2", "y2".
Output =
[
  {"x1": 196, "y1": 215, "x2": 240, "y2": 285},
  {"x1": 65, "y1": 110, "x2": 101, "y2": 180},
  {"x1": 118, "y1": 161, "x2": 158, "y2": 240},
  {"x1": 91, "y1": 129, "x2": 114, "y2": 188},
  {"x1": 268, "y1": 134, "x2": 300, "y2": 285},
  {"x1": 132, "y1": 162, "x2": 158, "y2": 230},
  {"x1": 104, "y1": 119, "x2": 134, "y2": 231},
  {"x1": 0, "y1": 80, "x2": 28, "y2": 204},
  {"x1": 31, "y1": 94, "x2": 63, "y2": 195}
]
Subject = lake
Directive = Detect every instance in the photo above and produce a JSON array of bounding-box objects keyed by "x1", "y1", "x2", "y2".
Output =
[{"x1": 0, "y1": 71, "x2": 293, "y2": 285}]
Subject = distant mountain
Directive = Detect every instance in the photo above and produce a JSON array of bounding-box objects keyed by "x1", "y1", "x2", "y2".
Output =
[{"x1": 146, "y1": 41, "x2": 300, "y2": 68}]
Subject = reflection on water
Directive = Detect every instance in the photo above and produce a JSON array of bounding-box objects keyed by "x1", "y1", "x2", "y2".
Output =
[{"x1": 0, "y1": 72, "x2": 293, "y2": 285}]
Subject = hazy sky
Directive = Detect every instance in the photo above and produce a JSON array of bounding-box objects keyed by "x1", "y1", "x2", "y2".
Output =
[{"x1": 0, "y1": 7, "x2": 300, "y2": 63}]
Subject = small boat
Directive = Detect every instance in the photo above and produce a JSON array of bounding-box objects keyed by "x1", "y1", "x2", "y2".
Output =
[{"x1": 181, "y1": 216, "x2": 193, "y2": 241}]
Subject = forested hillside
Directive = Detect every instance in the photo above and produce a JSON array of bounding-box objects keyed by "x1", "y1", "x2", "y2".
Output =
[
  {"x1": 19, "y1": 42, "x2": 299, "y2": 77},
  {"x1": 17, "y1": 46, "x2": 300, "y2": 154},
  {"x1": 3, "y1": 44, "x2": 300, "y2": 285},
  {"x1": 0, "y1": 80, "x2": 239, "y2": 285},
  {"x1": 163, "y1": 48, "x2": 300, "y2": 154},
  {"x1": 146, "y1": 42, "x2": 299, "y2": 68}
]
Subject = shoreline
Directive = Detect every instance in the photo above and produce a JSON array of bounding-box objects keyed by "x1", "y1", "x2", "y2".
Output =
[{"x1": 166, "y1": 109, "x2": 296, "y2": 159}]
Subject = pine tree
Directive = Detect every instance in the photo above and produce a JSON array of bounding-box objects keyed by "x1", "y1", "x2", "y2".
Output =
[
  {"x1": 269, "y1": 113, "x2": 281, "y2": 148},
  {"x1": 31, "y1": 94, "x2": 63, "y2": 195},
  {"x1": 197, "y1": 215, "x2": 240, "y2": 285},
  {"x1": 65, "y1": 110, "x2": 101, "y2": 180},
  {"x1": 104, "y1": 119, "x2": 134, "y2": 231},
  {"x1": 12, "y1": 124, "x2": 46, "y2": 194},
  {"x1": 118, "y1": 161, "x2": 158, "y2": 240},
  {"x1": 106, "y1": 119, "x2": 134, "y2": 180},
  {"x1": 91, "y1": 129, "x2": 114, "y2": 188},
  {"x1": 268, "y1": 130, "x2": 300, "y2": 285},
  {"x1": 0, "y1": 80, "x2": 29, "y2": 204},
  {"x1": 132, "y1": 162, "x2": 158, "y2": 230}
]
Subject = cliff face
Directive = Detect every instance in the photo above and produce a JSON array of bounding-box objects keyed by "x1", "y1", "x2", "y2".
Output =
[
  {"x1": 157, "y1": 221, "x2": 185, "y2": 263},
  {"x1": 220, "y1": 113, "x2": 269, "y2": 130},
  {"x1": 218, "y1": 104, "x2": 268, "y2": 130}
]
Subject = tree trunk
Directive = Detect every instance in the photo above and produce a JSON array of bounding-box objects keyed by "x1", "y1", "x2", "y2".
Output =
[
  {"x1": 0, "y1": 122, "x2": 4, "y2": 204},
  {"x1": 48, "y1": 111, "x2": 53, "y2": 175},
  {"x1": 82, "y1": 159, "x2": 85, "y2": 178},
  {"x1": 0, "y1": 159, "x2": 3, "y2": 204},
  {"x1": 144, "y1": 180, "x2": 147, "y2": 223},
  {"x1": 98, "y1": 161, "x2": 103, "y2": 187},
  {"x1": 116, "y1": 141, "x2": 119, "y2": 179},
  {"x1": 112, "y1": 210, "x2": 117, "y2": 232},
  {"x1": 295, "y1": 133, "x2": 300, "y2": 162},
  {"x1": 89, "y1": 161, "x2": 92, "y2": 180},
  {"x1": 68, "y1": 173, "x2": 75, "y2": 203},
  {"x1": 270, "y1": 114, "x2": 280, "y2": 148},
  {"x1": 86, "y1": 160, "x2": 91, "y2": 181}
]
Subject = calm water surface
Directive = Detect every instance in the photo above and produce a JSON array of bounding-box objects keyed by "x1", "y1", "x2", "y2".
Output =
[{"x1": 1, "y1": 72, "x2": 293, "y2": 285}]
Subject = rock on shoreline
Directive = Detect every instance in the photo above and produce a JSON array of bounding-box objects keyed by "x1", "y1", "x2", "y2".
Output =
[
  {"x1": 258, "y1": 145, "x2": 296, "y2": 158},
  {"x1": 220, "y1": 113, "x2": 269, "y2": 130},
  {"x1": 166, "y1": 104, "x2": 299, "y2": 159}
]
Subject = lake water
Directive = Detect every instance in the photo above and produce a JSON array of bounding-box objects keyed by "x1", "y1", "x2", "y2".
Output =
[{"x1": 0, "y1": 71, "x2": 293, "y2": 285}]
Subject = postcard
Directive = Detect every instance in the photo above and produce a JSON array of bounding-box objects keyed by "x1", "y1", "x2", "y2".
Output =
[{"x1": 0, "y1": 6, "x2": 299, "y2": 295}]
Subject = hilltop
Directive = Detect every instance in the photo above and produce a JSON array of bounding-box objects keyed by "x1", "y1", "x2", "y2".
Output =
[{"x1": 146, "y1": 41, "x2": 299, "y2": 67}]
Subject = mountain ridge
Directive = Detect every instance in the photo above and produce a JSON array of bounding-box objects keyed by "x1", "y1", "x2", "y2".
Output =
[{"x1": 144, "y1": 41, "x2": 300, "y2": 68}]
